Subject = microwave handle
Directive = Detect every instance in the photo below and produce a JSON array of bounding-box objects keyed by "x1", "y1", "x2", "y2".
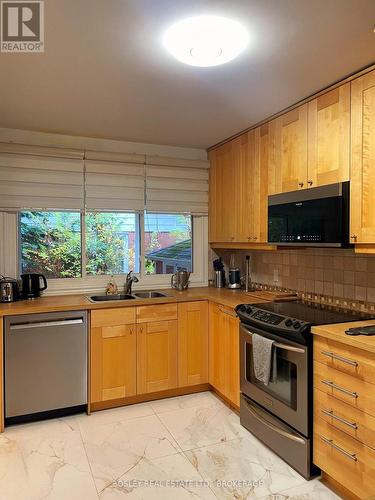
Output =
[{"x1": 240, "y1": 324, "x2": 305, "y2": 354}]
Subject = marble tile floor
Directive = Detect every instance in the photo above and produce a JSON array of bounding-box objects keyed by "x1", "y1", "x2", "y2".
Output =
[{"x1": 0, "y1": 391, "x2": 342, "y2": 499}]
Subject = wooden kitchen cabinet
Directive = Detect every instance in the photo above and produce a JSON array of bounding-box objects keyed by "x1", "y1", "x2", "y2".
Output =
[
  {"x1": 208, "y1": 141, "x2": 238, "y2": 243},
  {"x1": 308, "y1": 84, "x2": 350, "y2": 188},
  {"x1": 350, "y1": 69, "x2": 375, "y2": 246},
  {"x1": 209, "y1": 303, "x2": 240, "y2": 407},
  {"x1": 268, "y1": 105, "x2": 308, "y2": 194},
  {"x1": 237, "y1": 129, "x2": 268, "y2": 243},
  {"x1": 137, "y1": 320, "x2": 178, "y2": 394},
  {"x1": 313, "y1": 327, "x2": 375, "y2": 499},
  {"x1": 178, "y1": 301, "x2": 209, "y2": 387},
  {"x1": 90, "y1": 308, "x2": 137, "y2": 403},
  {"x1": 209, "y1": 128, "x2": 268, "y2": 244}
]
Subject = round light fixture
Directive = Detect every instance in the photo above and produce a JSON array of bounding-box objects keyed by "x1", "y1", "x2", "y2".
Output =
[{"x1": 163, "y1": 15, "x2": 249, "y2": 67}]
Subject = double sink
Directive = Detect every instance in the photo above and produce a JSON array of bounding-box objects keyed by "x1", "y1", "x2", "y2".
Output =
[{"x1": 87, "y1": 291, "x2": 170, "y2": 303}]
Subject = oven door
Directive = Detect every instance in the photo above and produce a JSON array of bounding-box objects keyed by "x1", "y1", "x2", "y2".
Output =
[{"x1": 240, "y1": 323, "x2": 309, "y2": 437}]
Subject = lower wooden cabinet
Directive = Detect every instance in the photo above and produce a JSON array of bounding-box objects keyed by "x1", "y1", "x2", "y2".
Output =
[
  {"x1": 178, "y1": 301, "x2": 209, "y2": 387},
  {"x1": 137, "y1": 320, "x2": 178, "y2": 394},
  {"x1": 209, "y1": 303, "x2": 240, "y2": 407},
  {"x1": 90, "y1": 308, "x2": 137, "y2": 403},
  {"x1": 89, "y1": 300, "x2": 238, "y2": 409}
]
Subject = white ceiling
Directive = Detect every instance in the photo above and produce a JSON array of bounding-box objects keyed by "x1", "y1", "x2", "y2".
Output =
[{"x1": 0, "y1": 0, "x2": 374, "y2": 149}]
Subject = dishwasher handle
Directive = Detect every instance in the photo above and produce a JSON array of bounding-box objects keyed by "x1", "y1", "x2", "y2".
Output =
[{"x1": 10, "y1": 319, "x2": 84, "y2": 331}]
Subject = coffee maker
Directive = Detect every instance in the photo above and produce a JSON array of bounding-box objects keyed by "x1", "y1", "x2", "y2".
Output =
[
  {"x1": 227, "y1": 254, "x2": 241, "y2": 289},
  {"x1": 0, "y1": 276, "x2": 20, "y2": 302}
]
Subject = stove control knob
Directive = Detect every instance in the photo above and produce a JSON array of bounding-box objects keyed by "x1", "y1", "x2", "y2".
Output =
[
  {"x1": 285, "y1": 319, "x2": 293, "y2": 327},
  {"x1": 293, "y1": 321, "x2": 301, "y2": 329},
  {"x1": 238, "y1": 305, "x2": 247, "y2": 314},
  {"x1": 246, "y1": 306, "x2": 253, "y2": 315}
]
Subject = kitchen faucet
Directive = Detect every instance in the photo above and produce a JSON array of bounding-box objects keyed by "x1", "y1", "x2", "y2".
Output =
[{"x1": 124, "y1": 270, "x2": 139, "y2": 295}]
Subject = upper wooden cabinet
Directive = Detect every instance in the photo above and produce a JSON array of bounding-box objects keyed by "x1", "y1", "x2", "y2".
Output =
[
  {"x1": 268, "y1": 105, "x2": 308, "y2": 194},
  {"x1": 350, "y1": 70, "x2": 375, "y2": 245},
  {"x1": 308, "y1": 84, "x2": 350, "y2": 187},
  {"x1": 208, "y1": 141, "x2": 237, "y2": 242},
  {"x1": 137, "y1": 320, "x2": 178, "y2": 394},
  {"x1": 209, "y1": 129, "x2": 268, "y2": 244},
  {"x1": 90, "y1": 308, "x2": 137, "y2": 404},
  {"x1": 178, "y1": 301, "x2": 208, "y2": 387}
]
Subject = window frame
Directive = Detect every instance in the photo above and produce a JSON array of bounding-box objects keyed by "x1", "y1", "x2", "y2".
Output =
[{"x1": 15, "y1": 210, "x2": 208, "y2": 294}]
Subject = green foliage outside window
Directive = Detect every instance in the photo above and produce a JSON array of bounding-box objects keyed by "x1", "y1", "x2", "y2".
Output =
[{"x1": 20, "y1": 211, "x2": 137, "y2": 279}]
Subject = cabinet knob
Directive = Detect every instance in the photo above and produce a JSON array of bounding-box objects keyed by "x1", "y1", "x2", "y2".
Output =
[
  {"x1": 247, "y1": 236, "x2": 252, "y2": 241},
  {"x1": 231, "y1": 236, "x2": 235, "y2": 241},
  {"x1": 350, "y1": 235, "x2": 358, "y2": 242},
  {"x1": 298, "y1": 182, "x2": 304, "y2": 188},
  {"x1": 253, "y1": 236, "x2": 258, "y2": 241},
  {"x1": 308, "y1": 180, "x2": 313, "y2": 186}
]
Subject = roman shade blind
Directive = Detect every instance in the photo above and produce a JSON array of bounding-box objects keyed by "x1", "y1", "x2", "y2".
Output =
[
  {"x1": 0, "y1": 143, "x2": 84, "y2": 210},
  {"x1": 84, "y1": 150, "x2": 145, "y2": 211},
  {"x1": 145, "y1": 155, "x2": 210, "y2": 214}
]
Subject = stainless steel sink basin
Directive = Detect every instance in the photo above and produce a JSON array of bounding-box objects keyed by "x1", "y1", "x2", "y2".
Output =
[
  {"x1": 133, "y1": 291, "x2": 169, "y2": 299},
  {"x1": 87, "y1": 294, "x2": 136, "y2": 303}
]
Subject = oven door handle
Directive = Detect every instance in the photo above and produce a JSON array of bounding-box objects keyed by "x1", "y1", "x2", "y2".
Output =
[
  {"x1": 242, "y1": 397, "x2": 306, "y2": 444},
  {"x1": 240, "y1": 325, "x2": 305, "y2": 354}
]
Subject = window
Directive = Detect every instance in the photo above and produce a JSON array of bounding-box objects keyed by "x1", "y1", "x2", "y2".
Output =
[
  {"x1": 86, "y1": 212, "x2": 140, "y2": 275},
  {"x1": 17, "y1": 210, "x2": 207, "y2": 288},
  {"x1": 20, "y1": 211, "x2": 82, "y2": 278},
  {"x1": 144, "y1": 213, "x2": 192, "y2": 275}
]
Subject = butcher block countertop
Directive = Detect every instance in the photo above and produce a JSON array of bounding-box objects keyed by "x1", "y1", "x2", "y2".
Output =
[
  {"x1": 0, "y1": 286, "x2": 271, "y2": 317},
  {"x1": 312, "y1": 320, "x2": 375, "y2": 354}
]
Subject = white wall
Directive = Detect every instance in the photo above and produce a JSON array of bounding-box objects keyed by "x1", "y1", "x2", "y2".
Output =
[{"x1": 0, "y1": 128, "x2": 208, "y2": 161}]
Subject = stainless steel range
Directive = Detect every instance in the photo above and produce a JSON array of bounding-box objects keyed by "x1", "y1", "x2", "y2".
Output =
[{"x1": 235, "y1": 300, "x2": 374, "y2": 479}]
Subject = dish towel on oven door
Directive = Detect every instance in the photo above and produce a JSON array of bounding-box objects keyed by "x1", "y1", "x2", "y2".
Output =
[{"x1": 252, "y1": 333, "x2": 276, "y2": 385}]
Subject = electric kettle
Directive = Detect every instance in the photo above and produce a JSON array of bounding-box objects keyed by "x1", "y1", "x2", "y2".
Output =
[
  {"x1": 21, "y1": 273, "x2": 47, "y2": 299},
  {"x1": 171, "y1": 270, "x2": 191, "y2": 291}
]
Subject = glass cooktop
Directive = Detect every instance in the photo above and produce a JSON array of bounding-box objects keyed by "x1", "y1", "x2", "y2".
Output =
[{"x1": 250, "y1": 300, "x2": 374, "y2": 326}]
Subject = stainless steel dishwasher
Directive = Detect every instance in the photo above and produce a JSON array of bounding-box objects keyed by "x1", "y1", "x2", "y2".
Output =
[{"x1": 5, "y1": 310, "x2": 87, "y2": 424}]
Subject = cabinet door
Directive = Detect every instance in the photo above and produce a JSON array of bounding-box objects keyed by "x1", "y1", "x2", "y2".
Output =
[
  {"x1": 351, "y1": 70, "x2": 375, "y2": 244},
  {"x1": 236, "y1": 132, "x2": 254, "y2": 243},
  {"x1": 208, "y1": 142, "x2": 238, "y2": 242},
  {"x1": 137, "y1": 320, "x2": 178, "y2": 394},
  {"x1": 224, "y1": 311, "x2": 240, "y2": 407},
  {"x1": 209, "y1": 304, "x2": 240, "y2": 407},
  {"x1": 253, "y1": 126, "x2": 269, "y2": 243},
  {"x1": 308, "y1": 84, "x2": 350, "y2": 187},
  {"x1": 178, "y1": 301, "x2": 208, "y2": 387},
  {"x1": 209, "y1": 303, "x2": 227, "y2": 394},
  {"x1": 90, "y1": 322, "x2": 137, "y2": 403},
  {"x1": 269, "y1": 105, "x2": 308, "y2": 194}
]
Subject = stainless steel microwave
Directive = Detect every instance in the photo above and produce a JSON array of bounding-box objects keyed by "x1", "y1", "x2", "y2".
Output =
[{"x1": 268, "y1": 182, "x2": 350, "y2": 247}]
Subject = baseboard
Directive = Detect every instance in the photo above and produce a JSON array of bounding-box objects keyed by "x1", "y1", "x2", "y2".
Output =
[{"x1": 90, "y1": 383, "x2": 211, "y2": 412}]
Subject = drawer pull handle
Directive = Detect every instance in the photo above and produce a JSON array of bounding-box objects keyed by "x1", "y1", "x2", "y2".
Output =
[
  {"x1": 322, "y1": 408, "x2": 358, "y2": 430},
  {"x1": 321, "y1": 436, "x2": 357, "y2": 462},
  {"x1": 321, "y1": 380, "x2": 358, "y2": 399},
  {"x1": 321, "y1": 350, "x2": 358, "y2": 367}
]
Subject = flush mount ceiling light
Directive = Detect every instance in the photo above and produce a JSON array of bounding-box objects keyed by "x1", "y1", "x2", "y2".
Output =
[{"x1": 163, "y1": 15, "x2": 249, "y2": 67}]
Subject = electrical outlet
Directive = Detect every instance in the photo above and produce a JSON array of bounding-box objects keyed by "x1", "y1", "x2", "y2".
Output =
[{"x1": 273, "y1": 269, "x2": 279, "y2": 282}]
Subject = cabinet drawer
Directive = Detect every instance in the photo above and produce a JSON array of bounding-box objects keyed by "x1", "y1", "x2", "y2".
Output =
[
  {"x1": 91, "y1": 307, "x2": 136, "y2": 327},
  {"x1": 314, "y1": 336, "x2": 375, "y2": 384},
  {"x1": 314, "y1": 418, "x2": 375, "y2": 499},
  {"x1": 314, "y1": 361, "x2": 375, "y2": 417},
  {"x1": 136, "y1": 304, "x2": 178, "y2": 323},
  {"x1": 314, "y1": 389, "x2": 375, "y2": 450}
]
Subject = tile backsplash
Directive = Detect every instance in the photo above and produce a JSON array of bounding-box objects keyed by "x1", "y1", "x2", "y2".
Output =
[{"x1": 210, "y1": 247, "x2": 375, "y2": 308}]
